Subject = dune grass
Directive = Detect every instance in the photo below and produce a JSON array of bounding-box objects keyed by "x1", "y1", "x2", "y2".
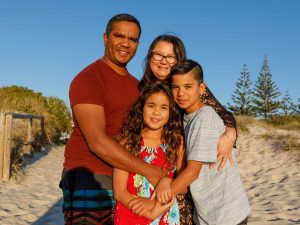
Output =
[{"x1": 235, "y1": 115, "x2": 257, "y2": 133}]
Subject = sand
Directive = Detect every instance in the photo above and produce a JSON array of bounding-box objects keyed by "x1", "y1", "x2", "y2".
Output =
[
  {"x1": 0, "y1": 146, "x2": 64, "y2": 225},
  {"x1": 237, "y1": 125, "x2": 300, "y2": 225},
  {"x1": 0, "y1": 124, "x2": 299, "y2": 225}
]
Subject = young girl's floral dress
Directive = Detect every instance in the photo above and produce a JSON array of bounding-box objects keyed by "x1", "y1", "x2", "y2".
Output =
[{"x1": 114, "y1": 140, "x2": 180, "y2": 225}]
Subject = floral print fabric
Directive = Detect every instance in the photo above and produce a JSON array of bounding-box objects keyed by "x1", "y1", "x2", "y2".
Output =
[{"x1": 114, "y1": 142, "x2": 180, "y2": 225}]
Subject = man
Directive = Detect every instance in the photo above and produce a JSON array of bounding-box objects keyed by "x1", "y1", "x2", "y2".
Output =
[{"x1": 59, "y1": 14, "x2": 164, "y2": 225}]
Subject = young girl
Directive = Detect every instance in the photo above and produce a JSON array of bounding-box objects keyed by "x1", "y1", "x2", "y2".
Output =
[{"x1": 113, "y1": 83, "x2": 185, "y2": 225}]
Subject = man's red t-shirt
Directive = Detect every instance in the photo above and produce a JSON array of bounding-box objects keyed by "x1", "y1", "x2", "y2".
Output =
[{"x1": 64, "y1": 59, "x2": 139, "y2": 175}]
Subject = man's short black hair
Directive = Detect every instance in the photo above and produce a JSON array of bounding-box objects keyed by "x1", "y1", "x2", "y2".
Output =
[{"x1": 106, "y1": 13, "x2": 141, "y2": 38}]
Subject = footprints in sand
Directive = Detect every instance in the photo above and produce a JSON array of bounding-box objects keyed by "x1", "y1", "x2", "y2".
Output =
[{"x1": 238, "y1": 125, "x2": 300, "y2": 225}]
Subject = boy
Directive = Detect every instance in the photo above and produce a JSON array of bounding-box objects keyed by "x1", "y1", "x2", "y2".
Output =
[{"x1": 155, "y1": 59, "x2": 250, "y2": 225}]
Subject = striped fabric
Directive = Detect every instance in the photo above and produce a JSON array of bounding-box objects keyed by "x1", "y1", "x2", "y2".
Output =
[
  {"x1": 60, "y1": 170, "x2": 115, "y2": 225},
  {"x1": 62, "y1": 189, "x2": 115, "y2": 225}
]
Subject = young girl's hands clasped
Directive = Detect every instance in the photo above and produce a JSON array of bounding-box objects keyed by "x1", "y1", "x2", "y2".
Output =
[
  {"x1": 142, "y1": 196, "x2": 176, "y2": 220},
  {"x1": 128, "y1": 195, "x2": 175, "y2": 220},
  {"x1": 128, "y1": 197, "x2": 155, "y2": 216}
]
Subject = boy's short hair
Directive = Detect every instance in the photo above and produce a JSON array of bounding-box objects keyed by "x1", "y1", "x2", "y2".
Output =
[
  {"x1": 106, "y1": 13, "x2": 141, "y2": 38},
  {"x1": 170, "y1": 59, "x2": 203, "y2": 84}
]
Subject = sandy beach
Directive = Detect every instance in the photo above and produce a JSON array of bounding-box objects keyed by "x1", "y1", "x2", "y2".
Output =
[
  {"x1": 237, "y1": 125, "x2": 300, "y2": 225},
  {"x1": 0, "y1": 146, "x2": 64, "y2": 225},
  {"x1": 0, "y1": 124, "x2": 299, "y2": 225}
]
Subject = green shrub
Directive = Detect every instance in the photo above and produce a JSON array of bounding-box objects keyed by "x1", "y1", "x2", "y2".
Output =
[{"x1": 0, "y1": 85, "x2": 72, "y2": 143}]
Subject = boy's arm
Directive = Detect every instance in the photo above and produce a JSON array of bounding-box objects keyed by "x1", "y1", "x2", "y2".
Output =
[
  {"x1": 170, "y1": 160, "x2": 203, "y2": 196},
  {"x1": 176, "y1": 142, "x2": 188, "y2": 194},
  {"x1": 154, "y1": 141, "x2": 187, "y2": 203},
  {"x1": 154, "y1": 159, "x2": 202, "y2": 204},
  {"x1": 176, "y1": 141, "x2": 187, "y2": 175}
]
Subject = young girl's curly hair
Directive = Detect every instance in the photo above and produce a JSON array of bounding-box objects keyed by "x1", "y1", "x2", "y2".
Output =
[{"x1": 118, "y1": 83, "x2": 183, "y2": 168}]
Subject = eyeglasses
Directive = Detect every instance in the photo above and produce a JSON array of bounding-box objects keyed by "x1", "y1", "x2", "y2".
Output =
[{"x1": 151, "y1": 52, "x2": 177, "y2": 64}]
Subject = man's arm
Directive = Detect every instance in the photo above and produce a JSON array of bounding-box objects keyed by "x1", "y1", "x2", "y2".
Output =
[
  {"x1": 73, "y1": 103, "x2": 164, "y2": 186},
  {"x1": 150, "y1": 142, "x2": 187, "y2": 204}
]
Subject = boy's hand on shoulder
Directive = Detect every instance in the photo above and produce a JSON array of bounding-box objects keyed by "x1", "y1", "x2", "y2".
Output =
[
  {"x1": 152, "y1": 177, "x2": 173, "y2": 204},
  {"x1": 128, "y1": 197, "x2": 155, "y2": 216}
]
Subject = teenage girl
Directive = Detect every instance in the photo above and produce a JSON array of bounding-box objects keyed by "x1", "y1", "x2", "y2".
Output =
[{"x1": 113, "y1": 83, "x2": 185, "y2": 225}]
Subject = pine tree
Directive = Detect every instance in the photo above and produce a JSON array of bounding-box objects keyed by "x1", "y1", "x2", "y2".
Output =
[
  {"x1": 252, "y1": 56, "x2": 281, "y2": 119},
  {"x1": 227, "y1": 64, "x2": 253, "y2": 115},
  {"x1": 280, "y1": 91, "x2": 293, "y2": 115},
  {"x1": 292, "y1": 98, "x2": 300, "y2": 114}
]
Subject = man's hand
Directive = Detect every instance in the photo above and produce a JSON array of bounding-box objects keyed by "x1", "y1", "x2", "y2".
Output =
[{"x1": 146, "y1": 166, "x2": 166, "y2": 187}]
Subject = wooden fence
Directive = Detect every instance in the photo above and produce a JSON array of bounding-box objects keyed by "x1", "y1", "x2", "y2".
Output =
[{"x1": 0, "y1": 112, "x2": 45, "y2": 182}]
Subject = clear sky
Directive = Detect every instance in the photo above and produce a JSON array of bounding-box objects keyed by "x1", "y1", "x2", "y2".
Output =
[{"x1": 1, "y1": 1, "x2": 299, "y2": 107}]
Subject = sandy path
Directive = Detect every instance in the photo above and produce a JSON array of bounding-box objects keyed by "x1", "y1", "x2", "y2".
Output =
[
  {"x1": 0, "y1": 125, "x2": 299, "y2": 225},
  {"x1": 0, "y1": 146, "x2": 64, "y2": 225}
]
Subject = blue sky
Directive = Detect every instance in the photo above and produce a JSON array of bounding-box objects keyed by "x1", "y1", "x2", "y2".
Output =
[{"x1": 1, "y1": 1, "x2": 299, "y2": 107}]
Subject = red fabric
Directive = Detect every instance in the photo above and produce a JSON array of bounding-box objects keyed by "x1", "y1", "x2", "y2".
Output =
[
  {"x1": 114, "y1": 143, "x2": 174, "y2": 225},
  {"x1": 114, "y1": 204, "x2": 151, "y2": 225},
  {"x1": 64, "y1": 59, "x2": 139, "y2": 174}
]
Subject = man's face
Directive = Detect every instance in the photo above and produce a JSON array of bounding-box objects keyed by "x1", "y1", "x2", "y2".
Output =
[
  {"x1": 103, "y1": 21, "x2": 140, "y2": 68},
  {"x1": 171, "y1": 72, "x2": 203, "y2": 114}
]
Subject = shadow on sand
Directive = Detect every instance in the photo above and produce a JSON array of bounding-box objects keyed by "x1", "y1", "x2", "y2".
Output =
[{"x1": 32, "y1": 198, "x2": 64, "y2": 225}]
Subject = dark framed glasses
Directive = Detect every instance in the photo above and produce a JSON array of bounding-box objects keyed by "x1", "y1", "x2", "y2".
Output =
[{"x1": 151, "y1": 52, "x2": 177, "y2": 64}]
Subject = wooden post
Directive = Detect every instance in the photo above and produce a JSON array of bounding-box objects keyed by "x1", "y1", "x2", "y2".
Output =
[
  {"x1": 23, "y1": 117, "x2": 33, "y2": 155},
  {"x1": 40, "y1": 116, "x2": 46, "y2": 143},
  {"x1": 0, "y1": 113, "x2": 45, "y2": 182},
  {"x1": 0, "y1": 113, "x2": 5, "y2": 181},
  {"x1": 27, "y1": 118, "x2": 32, "y2": 144},
  {"x1": 2, "y1": 114, "x2": 13, "y2": 181}
]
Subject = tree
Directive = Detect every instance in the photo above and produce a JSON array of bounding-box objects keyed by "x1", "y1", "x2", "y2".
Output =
[
  {"x1": 227, "y1": 64, "x2": 253, "y2": 115},
  {"x1": 292, "y1": 98, "x2": 300, "y2": 115},
  {"x1": 45, "y1": 97, "x2": 72, "y2": 133},
  {"x1": 252, "y1": 56, "x2": 281, "y2": 119},
  {"x1": 280, "y1": 91, "x2": 293, "y2": 115}
]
